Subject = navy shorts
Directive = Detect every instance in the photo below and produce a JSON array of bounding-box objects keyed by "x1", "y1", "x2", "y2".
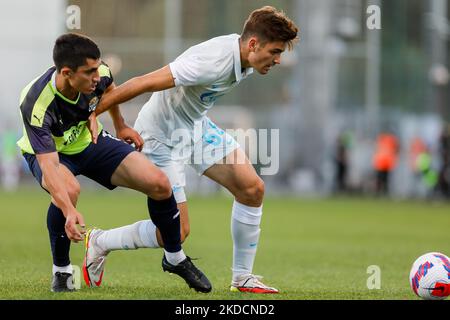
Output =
[{"x1": 23, "y1": 130, "x2": 135, "y2": 190}]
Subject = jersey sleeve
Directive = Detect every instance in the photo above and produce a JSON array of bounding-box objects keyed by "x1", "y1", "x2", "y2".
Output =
[
  {"x1": 98, "y1": 62, "x2": 114, "y2": 90},
  {"x1": 169, "y1": 53, "x2": 225, "y2": 87},
  {"x1": 22, "y1": 107, "x2": 56, "y2": 154}
]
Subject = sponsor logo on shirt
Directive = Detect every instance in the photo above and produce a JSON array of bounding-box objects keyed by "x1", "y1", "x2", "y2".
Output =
[{"x1": 88, "y1": 96, "x2": 99, "y2": 112}]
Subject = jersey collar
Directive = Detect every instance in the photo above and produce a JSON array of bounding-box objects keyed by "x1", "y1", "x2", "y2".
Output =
[
  {"x1": 233, "y1": 35, "x2": 253, "y2": 83},
  {"x1": 50, "y1": 69, "x2": 81, "y2": 105}
]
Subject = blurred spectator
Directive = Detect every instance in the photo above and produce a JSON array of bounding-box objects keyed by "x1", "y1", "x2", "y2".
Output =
[
  {"x1": 409, "y1": 137, "x2": 427, "y2": 172},
  {"x1": 409, "y1": 137, "x2": 427, "y2": 197},
  {"x1": 333, "y1": 131, "x2": 352, "y2": 193},
  {"x1": 437, "y1": 124, "x2": 450, "y2": 198},
  {"x1": 408, "y1": 137, "x2": 439, "y2": 198},
  {"x1": 415, "y1": 145, "x2": 438, "y2": 198},
  {"x1": 372, "y1": 132, "x2": 399, "y2": 196}
]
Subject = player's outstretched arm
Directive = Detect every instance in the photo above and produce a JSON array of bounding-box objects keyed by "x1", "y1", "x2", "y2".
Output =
[
  {"x1": 36, "y1": 152, "x2": 86, "y2": 242},
  {"x1": 95, "y1": 65, "x2": 175, "y2": 116},
  {"x1": 106, "y1": 83, "x2": 144, "y2": 151}
]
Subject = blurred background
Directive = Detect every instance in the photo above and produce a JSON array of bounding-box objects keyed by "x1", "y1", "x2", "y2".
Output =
[{"x1": 0, "y1": 0, "x2": 449, "y2": 200}]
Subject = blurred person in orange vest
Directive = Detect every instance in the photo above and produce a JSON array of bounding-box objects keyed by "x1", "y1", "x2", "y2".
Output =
[{"x1": 372, "y1": 132, "x2": 399, "y2": 195}]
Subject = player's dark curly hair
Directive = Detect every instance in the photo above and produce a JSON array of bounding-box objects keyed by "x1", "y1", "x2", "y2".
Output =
[
  {"x1": 241, "y1": 6, "x2": 299, "y2": 50},
  {"x1": 53, "y1": 33, "x2": 100, "y2": 72}
]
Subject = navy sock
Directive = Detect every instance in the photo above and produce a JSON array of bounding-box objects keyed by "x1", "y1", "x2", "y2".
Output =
[
  {"x1": 147, "y1": 194, "x2": 181, "y2": 253},
  {"x1": 47, "y1": 203, "x2": 71, "y2": 267}
]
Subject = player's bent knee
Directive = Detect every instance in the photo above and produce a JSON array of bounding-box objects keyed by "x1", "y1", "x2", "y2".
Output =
[
  {"x1": 255, "y1": 178, "x2": 265, "y2": 198},
  {"x1": 148, "y1": 172, "x2": 172, "y2": 200},
  {"x1": 240, "y1": 177, "x2": 265, "y2": 205}
]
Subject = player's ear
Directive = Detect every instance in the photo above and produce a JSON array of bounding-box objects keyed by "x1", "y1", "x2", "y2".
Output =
[
  {"x1": 248, "y1": 38, "x2": 257, "y2": 52},
  {"x1": 60, "y1": 67, "x2": 74, "y2": 78}
]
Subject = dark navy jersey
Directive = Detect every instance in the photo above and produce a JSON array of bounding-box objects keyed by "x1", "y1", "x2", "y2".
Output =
[{"x1": 17, "y1": 63, "x2": 113, "y2": 155}]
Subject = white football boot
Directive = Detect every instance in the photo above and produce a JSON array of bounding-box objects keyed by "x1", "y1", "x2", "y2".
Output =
[
  {"x1": 230, "y1": 274, "x2": 279, "y2": 294},
  {"x1": 83, "y1": 228, "x2": 108, "y2": 288}
]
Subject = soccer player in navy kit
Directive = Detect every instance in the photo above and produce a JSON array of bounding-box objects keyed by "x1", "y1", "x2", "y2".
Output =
[{"x1": 17, "y1": 33, "x2": 211, "y2": 293}]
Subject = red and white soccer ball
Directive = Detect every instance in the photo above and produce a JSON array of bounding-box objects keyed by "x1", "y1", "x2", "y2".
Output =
[{"x1": 409, "y1": 252, "x2": 450, "y2": 300}]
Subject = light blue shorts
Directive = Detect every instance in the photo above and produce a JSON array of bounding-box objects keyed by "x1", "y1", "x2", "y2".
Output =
[{"x1": 138, "y1": 117, "x2": 239, "y2": 203}]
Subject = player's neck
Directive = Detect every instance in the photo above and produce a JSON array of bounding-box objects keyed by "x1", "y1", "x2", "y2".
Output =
[
  {"x1": 55, "y1": 73, "x2": 79, "y2": 100},
  {"x1": 239, "y1": 38, "x2": 251, "y2": 69}
]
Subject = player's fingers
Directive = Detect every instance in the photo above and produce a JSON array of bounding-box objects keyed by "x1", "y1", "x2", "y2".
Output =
[
  {"x1": 66, "y1": 216, "x2": 83, "y2": 240},
  {"x1": 64, "y1": 227, "x2": 74, "y2": 241},
  {"x1": 133, "y1": 140, "x2": 142, "y2": 151},
  {"x1": 65, "y1": 223, "x2": 82, "y2": 242},
  {"x1": 128, "y1": 133, "x2": 144, "y2": 151},
  {"x1": 69, "y1": 225, "x2": 82, "y2": 240},
  {"x1": 128, "y1": 135, "x2": 142, "y2": 151},
  {"x1": 78, "y1": 225, "x2": 87, "y2": 237},
  {"x1": 136, "y1": 135, "x2": 144, "y2": 152},
  {"x1": 77, "y1": 216, "x2": 87, "y2": 236},
  {"x1": 124, "y1": 139, "x2": 135, "y2": 148}
]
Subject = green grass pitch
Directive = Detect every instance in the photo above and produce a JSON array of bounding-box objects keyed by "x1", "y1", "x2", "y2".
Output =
[{"x1": 1, "y1": 187, "x2": 449, "y2": 300}]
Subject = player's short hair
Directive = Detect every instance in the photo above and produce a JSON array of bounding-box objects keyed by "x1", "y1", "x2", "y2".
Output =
[
  {"x1": 53, "y1": 33, "x2": 100, "y2": 72},
  {"x1": 241, "y1": 6, "x2": 299, "y2": 50}
]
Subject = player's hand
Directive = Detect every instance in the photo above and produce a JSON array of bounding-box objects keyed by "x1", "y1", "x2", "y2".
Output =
[
  {"x1": 116, "y1": 126, "x2": 144, "y2": 152},
  {"x1": 65, "y1": 210, "x2": 86, "y2": 243},
  {"x1": 87, "y1": 112, "x2": 98, "y2": 144}
]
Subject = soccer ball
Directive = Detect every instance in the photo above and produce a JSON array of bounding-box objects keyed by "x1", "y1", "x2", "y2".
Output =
[{"x1": 409, "y1": 252, "x2": 450, "y2": 300}]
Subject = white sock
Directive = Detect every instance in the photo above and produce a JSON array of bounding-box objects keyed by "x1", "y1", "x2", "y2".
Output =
[
  {"x1": 53, "y1": 264, "x2": 73, "y2": 275},
  {"x1": 95, "y1": 220, "x2": 160, "y2": 252},
  {"x1": 231, "y1": 201, "x2": 263, "y2": 282},
  {"x1": 164, "y1": 249, "x2": 187, "y2": 266}
]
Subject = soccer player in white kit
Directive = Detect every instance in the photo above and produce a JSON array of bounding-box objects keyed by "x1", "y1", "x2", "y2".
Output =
[{"x1": 84, "y1": 6, "x2": 298, "y2": 293}]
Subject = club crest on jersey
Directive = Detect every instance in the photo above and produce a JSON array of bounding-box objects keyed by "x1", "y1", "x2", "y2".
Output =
[{"x1": 88, "y1": 96, "x2": 99, "y2": 112}]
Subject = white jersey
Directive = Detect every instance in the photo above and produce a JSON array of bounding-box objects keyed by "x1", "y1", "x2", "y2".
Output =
[{"x1": 135, "y1": 34, "x2": 253, "y2": 146}]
